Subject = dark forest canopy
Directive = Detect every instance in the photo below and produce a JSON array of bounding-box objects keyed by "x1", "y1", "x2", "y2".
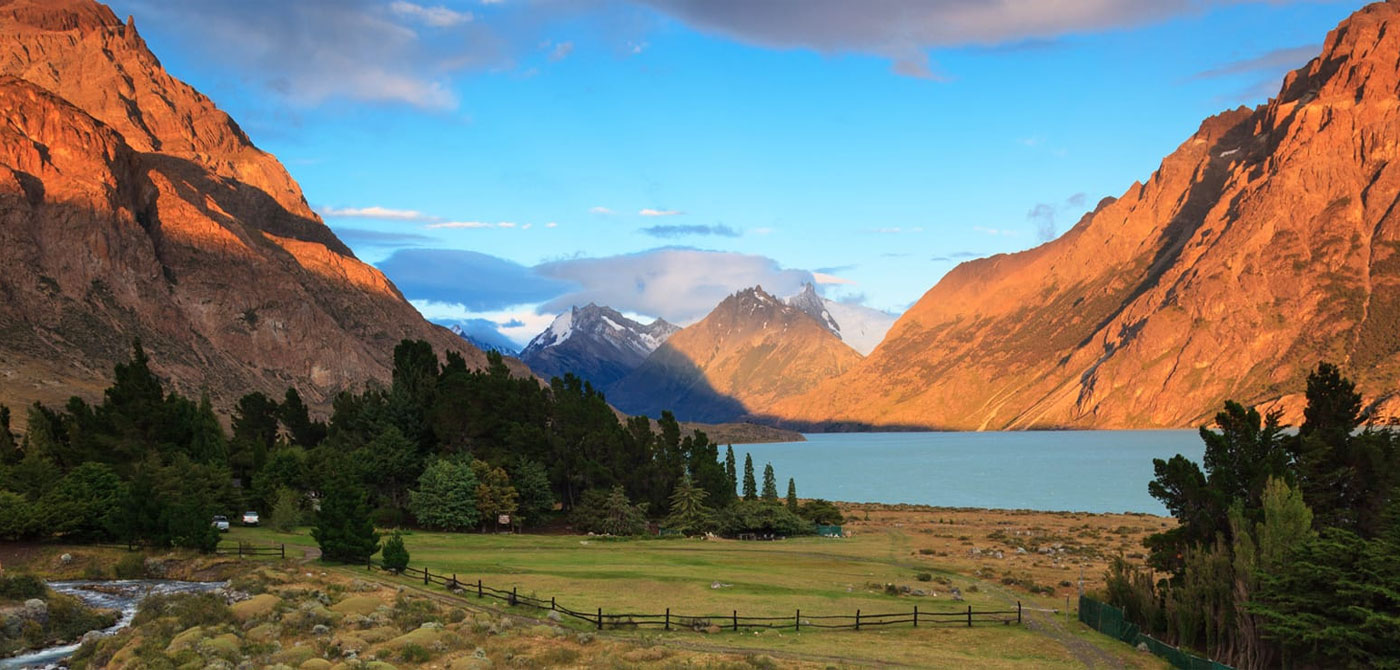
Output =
[
  {"x1": 1110, "y1": 363, "x2": 1400, "y2": 670},
  {"x1": 0, "y1": 339, "x2": 834, "y2": 551}
]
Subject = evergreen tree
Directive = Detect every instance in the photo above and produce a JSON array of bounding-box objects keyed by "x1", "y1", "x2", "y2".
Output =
[
  {"x1": 664, "y1": 475, "x2": 713, "y2": 535},
  {"x1": 508, "y1": 457, "x2": 554, "y2": 528},
  {"x1": 279, "y1": 388, "x2": 326, "y2": 447},
  {"x1": 761, "y1": 463, "x2": 778, "y2": 502},
  {"x1": 0, "y1": 405, "x2": 16, "y2": 465},
  {"x1": 742, "y1": 453, "x2": 757, "y2": 501},
  {"x1": 381, "y1": 531, "x2": 410, "y2": 573},
  {"x1": 409, "y1": 458, "x2": 479, "y2": 531},
  {"x1": 188, "y1": 392, "x2": 227, "y2": 465},
  {"x1": 269, "y1": 487, "x2": 302, "y2": 532},
  {"x1": 724, "y1": 445, "x2": 737, "y2": 498},
  {"x1": 786, "y1": 478, "x2": 798, "y2": 513},
  {"x1": 313, "y1": 475, "x2": 380, "y2": 563}
]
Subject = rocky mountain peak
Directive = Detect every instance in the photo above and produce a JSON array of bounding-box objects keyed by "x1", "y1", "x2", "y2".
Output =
[{"x1": 519, "y1": 303, "x2": 679, "y2": 389}]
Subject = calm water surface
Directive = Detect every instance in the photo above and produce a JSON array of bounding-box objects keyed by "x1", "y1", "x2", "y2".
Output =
[{"x1": 737, "y1": 430, "x2": 1204, "y2": 515}]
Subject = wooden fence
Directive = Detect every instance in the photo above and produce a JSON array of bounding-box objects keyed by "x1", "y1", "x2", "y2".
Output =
[
  {"x1": 368, "y1": 558, "x2": 1022, "y2": 632},
  {"x1": 95, "y1": 541, "x2": 285, "y2": 558}
]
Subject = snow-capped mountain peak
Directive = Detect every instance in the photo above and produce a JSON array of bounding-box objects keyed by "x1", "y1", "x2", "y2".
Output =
[
  {"x1": 520, "y1": 304, "x2": 680, "y2": 388},
  {"x1": 783, "y1": 283, "x2": 897, "y2": 356}
]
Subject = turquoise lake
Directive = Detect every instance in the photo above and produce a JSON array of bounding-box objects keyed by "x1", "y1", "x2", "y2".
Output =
[{"x1": 735, "y1": 430, "x2": 1205, "y2": 515}]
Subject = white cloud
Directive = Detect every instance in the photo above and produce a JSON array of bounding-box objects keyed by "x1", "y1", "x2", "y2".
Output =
[
  {"x1": 545, "y1": 222, "x2": 559, "y2": 228},
  {"x1": 548, "y1": 41, "x2": 575, "y2": 61},
  {"x1": 973, "y1": 225, "x2": 1021, "y2": 236},
  {"x1": 536, "y1": 248, "x2": 815, "y2": 324},
  {"x1": 870, "y1": 226, "x2": 924, "y2": 234},
  {"x1": 589, "y1": 206, "x2": 614, "y2": 215},
  {"x1": 750, "y1": 227, "x2": 775, "y2": 235},
  {"x1": 389, "y1": 1, "x2": 473, "y2": 27},
  {"x1": 426, "y1": 221, "x2": 519, "y2": 229},
  {"x1": 317, "y1": 205, "x2": 435, "y2": 221},
  {"x1": 410, "y1": 301, "x2": 557, "y2": 347},
  {"x1": 639, "y1": 208, "x2": 683, "y2": 217},
  {"x1": 812, "y1": 272, "x2": 856, "y2": 286}
]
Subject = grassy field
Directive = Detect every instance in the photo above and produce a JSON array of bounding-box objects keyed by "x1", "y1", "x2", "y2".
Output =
[{"x1": 225, "y1": 509, "x2": 1171, "y2": 669}]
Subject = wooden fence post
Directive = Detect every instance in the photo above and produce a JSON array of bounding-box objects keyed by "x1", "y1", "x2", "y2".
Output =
[
  {"x1": 510, "y1": 587, "x2": 517, "y2": 606},
  {"x1": 550, "y1": 597, "x2": 555, "y2": 611},
  {"x1": 367, "y1": 555, "x2": 372, "y2": 571},
  {"x1": 280, "y1": 544, "x2": 285, "y2": 559},
  {"x1": 477, "y1": 579, "x2": 483, "y2": 598},
  {"x1": 967, "y1": 605, "x2": 972, "y2": 627},
  {"x1": 733, "y1": 610, "x2": 738, "y2": 632},
  {"x1": 913, "y1": 605, "x2": 918, "y2": 628},
  {"x1": 1017, "y1": 601, "x2": 1022, "y2": 625},
  {"x1": 856, "y1": 609, "x2": 861, "y2": 631},
  {"x1": 451, "y1": 574, "x2": 457, "y2": 590},
  {"x1": 238, "y1": 543, "x2": 243, "y2": 558},
  {"x1": 665, "y1": 608, "x2": 670, "y2": 631},
  {"x1": 795, "y1": 609, "x2": 800, "y2": 632},
  {"x1": 424, "y1": 567, "x2": 430, "y2": 585},
  {"x1": 597, "y1": 607, "x2": 603, "y2": 630}
]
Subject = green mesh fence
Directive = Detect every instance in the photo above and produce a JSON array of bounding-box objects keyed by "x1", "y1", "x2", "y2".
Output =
[{"x1": 1078, "y1": 596, "x2": 1233, "y2": 670}]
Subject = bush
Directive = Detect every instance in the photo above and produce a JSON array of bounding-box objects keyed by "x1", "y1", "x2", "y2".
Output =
[
  {"x1": 381, "y1": 531, "x2": 410, "y2": 573},
  {"x1": 269, "y1": 487, "x2": 301, "y2": 533},
  {"x1": 797, "y1": 499, "x2": 844, "y2": 525},
  {"x1": 400, "y1": 643, "x2": 431, "y2": 662},
  {"x1": 132, "y1": 592, "x2": 234, "y2": 628},
  {"x1": 113, "y1": 553, "x2": 148, "y2": 579},
  {"x1": 0, "y1": 574, "x2": 46, "y2": 602},
  {"x1": 569, "y1": 486, "x2": 648, "y2": 536},
  {"x1": 717, "y1": 500, "x2": 812, "y2": 537},
  {"x1": 916, "y1": 572, "x2": 933, "y2": 582}
]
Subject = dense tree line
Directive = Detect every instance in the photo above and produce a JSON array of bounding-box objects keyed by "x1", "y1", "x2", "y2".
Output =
[
  {"x1": 0, "y1": 339, "x2": 841, "y2": 557},
  {"x1": 1109, "y1": 363, "x2": 1400, "y2": 669}
]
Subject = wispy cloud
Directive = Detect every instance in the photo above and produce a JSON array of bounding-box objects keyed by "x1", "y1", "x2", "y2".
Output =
[
  {"x1": 318, "y1": 205, "x2": 434, "y2": 221},
  {"x1": 812, "y1": 272, "x2": 856, "y2": 286},
  {"x1": 973, "y1": 225, "x2": 1021, "y2": 237},
  {"x1": 869, "y1": 226, "x2": 924, "y2": 234},
  {"x1": 1026, "y1": 192, "x2": 1088, "y2": 242},
  {"x1": 389, "y1": 1, "x2": 472, "y2": 27},
  {"x1": 1192, "y1": 44, "x2": 1318, "y2": 80},
  {"x1": 548, "y1": 40, "x2": 575, "y2": 61},
  {"x1": 639, "y1": 208, "x2": 683, "y2": 217},
  {"x1": 330, "y1": 227, "x2": 438, "y2": 247},
  {"x1": 426, "y1": 221, "x2": 519, "y2": 229},
  {"x1": 636, "y1": 0, "x2": 1300, "y2": 81},
  {"x1": 640, "y1": 224, "x2": 740, "y2": 238},
  {"x1": 589, "y1": 206, "x2": 614, "y2": 215}
]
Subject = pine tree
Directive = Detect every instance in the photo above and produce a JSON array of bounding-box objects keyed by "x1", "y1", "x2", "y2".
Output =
[
  {"x1": 381, "y1": 531, "x2": 410, "y2": 573},
  {"x1": 742, "y1": 453, "x2": 757, "y2": 501},
  {"x1": 189, "y1": 392, "x2": 227, "y2": 465},
  {"x1": 761, "y1": 463, "x2": 778, "y2": 502},
  {"x1": 313, "y1": 475, "x2": 380, "y2": 563},
  {"x1": 724, "y1": 445, "x2": 737, "y2": 498},
  {"x1": 786, "y1": 478, "x2": 798, "y2": 513},
  {"x1": 0, "y1": 405, "x2": 16, "y2": 465},
  {"x1": 665, "y1": 475, "x2": 713, "y2": 535},
  {"x1": 508, "y1": 457, "x2": 554, "y2": 528}
]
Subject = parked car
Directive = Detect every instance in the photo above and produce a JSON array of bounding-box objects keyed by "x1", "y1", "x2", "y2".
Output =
[
  {"x1": 242, "y1": 511, "x2": 260, "y2": 526},
  {"x1": 212, "y1": 515, "x2": 230, "y2": 532}
]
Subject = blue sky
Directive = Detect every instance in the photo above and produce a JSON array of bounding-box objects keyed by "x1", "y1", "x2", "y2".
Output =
[{"x1": 110, "y1": 0, "x2": 1363, "y2": 347}]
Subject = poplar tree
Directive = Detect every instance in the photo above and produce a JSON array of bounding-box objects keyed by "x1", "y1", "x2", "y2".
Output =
[
  {"x1": 725, "y1": 446, "x2": 737, "y2": 497},
  {"x1": 786, "y1": 478, "x2": 798, "y2": 513},
  {"x1": 742, "y1": 453, "x2": 757, "y2": 501},
  {"x1": 761, "y1": 463, "x2": 778, "y2": 502}
]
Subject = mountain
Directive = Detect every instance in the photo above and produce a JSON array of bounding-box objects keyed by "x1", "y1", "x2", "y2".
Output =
[
  {"x1": 783, "y1": 283, "x2": 897, "y2": 356},
  {"x1": 607, "y1": 286, "x2": 861, "y2": 422},
  {"x1": 448, "y1": 324, "x2": 518, "y2": 356},
  {"x1": 770, "y1": 1, "x2": 1400, "y2": 430},
  {"x1": 0, "y1": 0, "x2": 521, "y2": 415},
  {"x1": 519, "y1": 304, "x2": 678, "y2": 389}
]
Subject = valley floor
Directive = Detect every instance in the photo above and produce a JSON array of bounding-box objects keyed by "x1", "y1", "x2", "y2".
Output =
[{"x1": 1, "y1": 503, "x2": 1172, "y2": 669}]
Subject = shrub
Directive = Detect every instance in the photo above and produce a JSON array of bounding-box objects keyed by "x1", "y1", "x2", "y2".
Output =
[
  {"x1": 569, "y1": 486, "x2": 648, "y2": 536},
  {"x1": 915, "y1": 572, "x2": 933, "y2": 582},
  {"x1": 269, "y1": 487, "x2": 301, "y2": 533},
  {"x1": 918, "y1": 548, "x2": 936, "y2": 555},
  {"x1": 113, "y1": 553, "x2": 148, "y2": 579},
  {"x1": 400, "y1": 643, "x2": 431, "y2": 662},
  {"x1": 717, "y1": 500, "x2": 812, "y2": 537},
  {"x1": 0, "y1": 573, "x2": 46, "y2": 600},
  {"x1": 381, "y1": 531, "x2": 410, "y2": 573},
  {"x1": 797, "y1": 499, "x2": 844, "y2": 525},
  {"x1": 132, "y1": 592, "x2": 234, "y2": 628}
]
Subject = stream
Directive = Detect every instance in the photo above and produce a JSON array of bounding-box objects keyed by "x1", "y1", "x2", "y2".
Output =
[{"x1": 1, "y1": 580, "x2": 226, "y2": 670}]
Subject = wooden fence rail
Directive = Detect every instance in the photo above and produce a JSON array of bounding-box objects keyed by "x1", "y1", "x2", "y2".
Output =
[{"x1": 368, "y1": 559, "x2": 1021, "y2": 633}]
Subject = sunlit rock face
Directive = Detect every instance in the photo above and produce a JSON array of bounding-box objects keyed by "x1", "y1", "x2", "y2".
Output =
[
  {"x1": 0, "y1": 0, "x2": 522, "y2": 414},
  {"x1": 770, "y1": 2, "x2": 1400, "y2": 430}
]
